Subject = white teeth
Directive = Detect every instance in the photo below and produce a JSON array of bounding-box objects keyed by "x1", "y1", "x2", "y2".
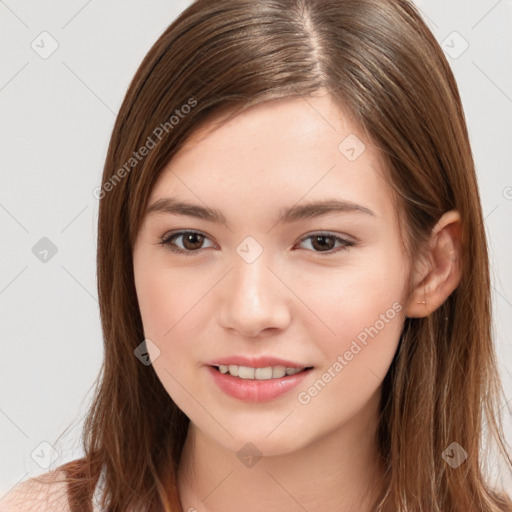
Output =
[
  {"x1": 272, "y1": 366, "x2": 286, "y2": 378},
  {"x1": 216, "y1": 364, "x2": 307, "y2": 380},
  {"x1": 254, "y1": 367, "x2": 273, "y2": 380},
  {"x1": 238, "y1": 366, "x2": 255, "y2": 379}
]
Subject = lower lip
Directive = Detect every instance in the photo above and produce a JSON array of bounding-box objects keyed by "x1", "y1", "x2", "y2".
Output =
[{"x1": 206, "y1": 366, "x2": 312, "y2": 403}]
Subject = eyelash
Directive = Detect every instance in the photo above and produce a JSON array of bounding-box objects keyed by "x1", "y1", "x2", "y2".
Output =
[{"x1": 157, "y1": 230, "x2": 355, "y2": 256}]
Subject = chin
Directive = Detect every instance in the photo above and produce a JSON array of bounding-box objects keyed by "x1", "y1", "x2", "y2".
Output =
[{"x1": 208, "y1": 418, "x2": 314, "y2": 458}]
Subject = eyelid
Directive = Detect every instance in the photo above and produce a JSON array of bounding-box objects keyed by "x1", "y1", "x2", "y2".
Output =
[{"x1": 297, "y1": 231, "x2": 356, "y2": 245}]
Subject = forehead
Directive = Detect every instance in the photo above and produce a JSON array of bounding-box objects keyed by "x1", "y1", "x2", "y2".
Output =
[
  {"x1": 174, "y1": 93, "x2": 364, "y2": 165},
  {"x1": 148, "y1": 93, "x2": 395, "y2": 223}
]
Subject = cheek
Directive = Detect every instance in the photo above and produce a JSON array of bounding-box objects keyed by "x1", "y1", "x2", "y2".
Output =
[
  {"x1": 133, "y1": 258, "x2": 218, "y2": 396},
  {"x1": 133, "y1": 262, "x2": 208, "y2": 407},
  {"x1": 294, "y1": 309, "x2": 403, "y2": 438},
  {"x1": 306, "y1": 283, "x2": 404, "y2": 392},
  {"x1": 294, "y1": 247, "x2": 408, "y2": 415},
  {"x1": 135, "y1": 258, "x2": 204, "y2": 340},
  {"x1": 304, "y1": 241, "x2": 408, "y2": 345}
]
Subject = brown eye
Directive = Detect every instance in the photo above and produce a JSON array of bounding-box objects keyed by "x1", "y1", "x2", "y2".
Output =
[
  {"x1": 310, "y1": 235, "x2": 336, "y2": 252},
  {"x1": 298, "y1": 233, "x2": 354, "y2": 254},
  {"x1": 159, "y1": 231, "x2": 215, "y2": 255},
  {"x1": 181, "y1": 232, "x2": 205, "y2": 250}
]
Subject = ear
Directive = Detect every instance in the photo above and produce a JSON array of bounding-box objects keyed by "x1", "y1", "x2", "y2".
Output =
[{"x1": 406, "y1": 210, "x2": 462, "y2": 318}]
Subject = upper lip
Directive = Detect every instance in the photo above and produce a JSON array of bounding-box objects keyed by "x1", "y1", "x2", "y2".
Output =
[{"x1": 207, "y1": 355, "x2": 313, "y2": 369}]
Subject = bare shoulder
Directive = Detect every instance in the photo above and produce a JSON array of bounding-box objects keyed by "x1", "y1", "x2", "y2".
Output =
[{"x1": 0, "y1": 470, "x2": 70, "y2": 512}]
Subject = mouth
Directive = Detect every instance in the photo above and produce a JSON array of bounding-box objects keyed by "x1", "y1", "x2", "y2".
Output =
[{"x1": 211, "y1": 364, "x2": 314, "y2": 380}]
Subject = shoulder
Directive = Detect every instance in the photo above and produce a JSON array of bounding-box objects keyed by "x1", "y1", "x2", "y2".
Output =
[{"x1": 0, "y1": 470, "x2": 70, "y2": 512}]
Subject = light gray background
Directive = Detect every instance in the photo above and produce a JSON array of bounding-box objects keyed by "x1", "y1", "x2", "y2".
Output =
[{"x1": 1, "y1": 0, "x2": 511, "y2": 498}]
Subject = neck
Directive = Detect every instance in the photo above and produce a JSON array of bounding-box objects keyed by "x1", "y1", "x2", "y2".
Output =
[{"x1": 177, "y1": 390, "x2": 386, "y2": 512}]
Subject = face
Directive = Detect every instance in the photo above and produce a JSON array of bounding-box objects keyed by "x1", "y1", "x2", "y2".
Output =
[{"x1": 132, "y1": 91, "x2": 412, "y2": 456}]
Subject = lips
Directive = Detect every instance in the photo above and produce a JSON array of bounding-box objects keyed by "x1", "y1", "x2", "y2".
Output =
[{"x1": 207, "y1": 365, "x2": 313, "y2": 402}]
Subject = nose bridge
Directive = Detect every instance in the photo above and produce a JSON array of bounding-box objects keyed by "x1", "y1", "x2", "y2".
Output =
[
  {"x1": 219, "y1": 238, "x2": 290, "y2": 335},
  {"x1": 232, "y1": 249, "x2": 272, "y2": 304},
  {"x1": 232, "y1": 234, "x2": 272, "y2": 296}
]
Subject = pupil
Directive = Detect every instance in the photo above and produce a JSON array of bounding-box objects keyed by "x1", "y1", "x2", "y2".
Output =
[
  {"x1": 313, "y1": 235, "x2": 333, "y2": 251},
  {"x1": 184, "y1": 233, "x2": 203, "y2": 250}
]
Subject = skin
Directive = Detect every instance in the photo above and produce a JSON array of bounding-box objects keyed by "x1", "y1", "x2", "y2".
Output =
[{"x1": 132, "y1": 90, "x2": 461, "y2": 512}]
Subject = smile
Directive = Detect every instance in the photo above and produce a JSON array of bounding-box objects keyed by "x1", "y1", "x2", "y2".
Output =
[
  {"x1": 215, "y1": 364, "x2": 312, "y2": 380},
  {"x1": 208, "y1": 365, "x2": 313, "y2": 402}
]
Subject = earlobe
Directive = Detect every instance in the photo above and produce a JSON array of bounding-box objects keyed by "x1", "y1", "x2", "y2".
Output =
[{"x1": 406, "y1": 210, "x2": 462, "y2": 318}]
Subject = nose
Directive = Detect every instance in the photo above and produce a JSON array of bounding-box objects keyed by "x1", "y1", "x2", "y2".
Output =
[{"x1": 219, "y1": 251, "x2": 291, "y2": 338}]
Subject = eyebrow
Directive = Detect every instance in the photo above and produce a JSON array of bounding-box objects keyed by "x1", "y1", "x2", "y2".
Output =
[{"x1": 146, "y1": 197, "x2": 376, "y2": 226}]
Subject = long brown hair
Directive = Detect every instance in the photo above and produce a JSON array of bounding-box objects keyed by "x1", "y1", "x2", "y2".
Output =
[{"x1": 35, "y1": 0, "x2": 512, "y2": 510}]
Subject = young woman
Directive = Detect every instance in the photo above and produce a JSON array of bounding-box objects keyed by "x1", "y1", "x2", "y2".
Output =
[{"x1": 4, "y1": 0, "x2": 511, "y2": 511}]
